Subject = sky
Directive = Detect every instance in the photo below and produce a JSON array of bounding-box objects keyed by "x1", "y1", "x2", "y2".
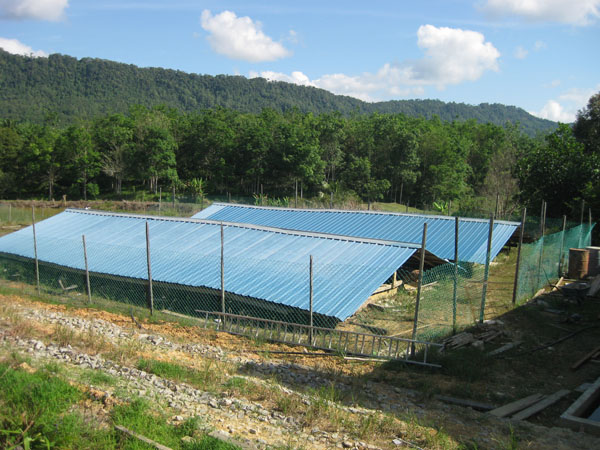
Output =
[{"x1": 1, "y1": 1, "x2": 599, "y2": 122}]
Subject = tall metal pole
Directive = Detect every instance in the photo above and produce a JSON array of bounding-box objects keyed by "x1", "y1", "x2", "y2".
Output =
[
  {"x1": 480, "y1": 214, "x2": 494, "y2": 322},
  {"x1": 536, "y1": 201, "x2": 547, "y2": 288},
  {"x1": 411, "y1": 223, "x2": 428, "y2": 356},
  {"x1": 309, "y1": 255, "x2": 314, "y2": 345},
  {"x1": 295, "y1": 179, "x2": 298, "y2": 208},
  {"x1": 579, "y1": 199, "x2": 585, "y2": 248},
  {"x1": 558, "y1": 215, "x2": 567, "y2": 277},
  {"x1": 452, "y1": 216, "x2": 459, "y2": 334},
  {"x1": 82, "y1": 235, "x2": 92, "y2": 303},
  {"x1": 221, "y1": 223, "x2": 225, "y2": 315},
  {"x1": 31, "y1": 206, "x2": 40, "y2": 294},
  {"x1": 145, "y1": 222, "x2": 154, "y2": 315},
  {"x1": 512, "y1": 208, "x2": 527, "y2": 305}
]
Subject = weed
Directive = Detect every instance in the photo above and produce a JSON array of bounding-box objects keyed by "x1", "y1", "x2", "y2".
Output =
[
  {"x1": 52, "y1": 323, "x2": 76, "y2": 347},
  {"x1": 81, "y1": 369, "x2": 118, "y2": 386},
  {"x1": 137, "y1": 358, "x2": 223, "y2": 392}
]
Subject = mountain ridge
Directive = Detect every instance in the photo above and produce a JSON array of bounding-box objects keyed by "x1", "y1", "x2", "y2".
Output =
[{"x1": 0, "y1": 50, "x2": 556, "y2": 135}]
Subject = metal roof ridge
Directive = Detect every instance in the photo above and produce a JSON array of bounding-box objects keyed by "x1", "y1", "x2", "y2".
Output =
[
  {"x1": 63, "y1": 208, "x2": 422, "y2": 249},
  {"x1": 206, "y1": 202, "x2": 520, "y2": 226}
]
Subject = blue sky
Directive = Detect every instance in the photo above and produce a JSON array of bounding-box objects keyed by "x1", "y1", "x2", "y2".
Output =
[{"x1": 1, "y1": 1, "x2": 599, "y2": 122}]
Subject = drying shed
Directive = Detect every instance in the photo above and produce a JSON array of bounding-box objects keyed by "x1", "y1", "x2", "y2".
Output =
[
  {"x1": 193, "y1": 203, "x2": 520, "y2": 264},
  {"x1": 0, "y1": 209, "x2": 442, "y2": 324}
]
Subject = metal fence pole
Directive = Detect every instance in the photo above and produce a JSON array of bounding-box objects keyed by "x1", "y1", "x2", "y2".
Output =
[
  {"x1": 512, "y1": 208, "x2": 527, "y2": 304},
  {"x1": 145, "y1": 222, "x2": 154, "y2": 315},
  {"x1": 260, "y1": 184, "x2": 264, "y2": 206},
  {"x1": 536, "y1": 201, "x2": 547, "y2": 287},
  {"x1": 82, "y1": 235, "x2": 92, "y2": 303},
  {"x1": 309, "y1": 255, "x2": 314, "y2": 345},
  {"x1": 221, "y1": 222, "x2": 225, "y2": 315},
  {"x1": 579, "y1": 199, "x2": 585, "y2": 248},
  {"x1": 448, "y1": 200, "x2": 452, "y2": 216},
  {"x1": 558, "y1": 215, "x2": 567, "y2": 276},
  {"x1": 159, "y1": 187, "x2": 162, "y2": 214},
  {"x1": 411, "y1": 223, "x2": 427, "y2": 356},
  {"x1": 480, "y1": 214, "x2": 494, "y2": 322},
  {"x1": 452, "y1": 216, "x2": 459, "y2": 334},
  {"x1": 295, "y1": 179, "x2": 298, "y2": 208},
  {"x1": 31, "y1": 206, "x2": 40, "y2": 294}
]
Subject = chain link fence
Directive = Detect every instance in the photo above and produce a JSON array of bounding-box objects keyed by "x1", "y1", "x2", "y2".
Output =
[{"x1": 0, "y1": 205, "x2": 595, "y2": 356}]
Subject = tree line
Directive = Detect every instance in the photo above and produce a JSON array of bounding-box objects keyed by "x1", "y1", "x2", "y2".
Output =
[{"x1": 0, "y1": 94, "x2": 598, "y2": 220}]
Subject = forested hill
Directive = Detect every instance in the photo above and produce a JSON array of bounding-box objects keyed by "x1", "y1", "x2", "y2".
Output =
[{"x1": 0, "y1": 50, "x2": 556, "y2": 135}]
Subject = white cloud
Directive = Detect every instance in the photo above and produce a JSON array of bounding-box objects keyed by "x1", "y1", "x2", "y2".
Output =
[
  {"x1": 482, "y1": 0, "x2": 600, "y2": 25},
  {"x1": 0, "y1": 0, "x2": 68, "y2": 21},
  {"x1": 200, "y1": 10, "x2": 291, "y2": 63},
  {"x1": 411, "y1": 25, "x2": 500, "y2": 87},
  {"x1": 0, "y1": 37, "x2": 47, "y2": 57},
  {"x1": 534, "y1": 40, "x2": 546, "y2": 51},
  {"x1": 514, "y1": 46, "x2": 528, "y2": 59},
  {"x1": 534, "y1": 100, "x2": 575, "y2": 122},
  {"x1": 251, "y1": 25, "x2": 499, "y2": 102},
  {"x1": 531, "y1": 85, "x2": 600, "y2": 122}
]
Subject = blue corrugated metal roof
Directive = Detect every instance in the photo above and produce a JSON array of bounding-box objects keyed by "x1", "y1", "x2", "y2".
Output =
[
  {"x1": 0, "y1": 209, "x2": 419, "y2": 321},
  {"x1": 193, "y1": 203, "x2": 519, "y2": 264}
]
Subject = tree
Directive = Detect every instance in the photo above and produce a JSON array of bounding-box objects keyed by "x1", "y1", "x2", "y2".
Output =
[
  {"x1": 573, "y1": 91, "x2": 600, "y2": 154},
  {"x1": 93, "y1": 114, "x2": 133, "y2": 194}
]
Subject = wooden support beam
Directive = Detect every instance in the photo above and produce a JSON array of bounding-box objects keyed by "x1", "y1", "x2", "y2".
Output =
[
  {"x1": 511, "y1": 390, "x2": 570, "y2": 421},
  {"x1": 488, "y1": 393, "x2": 544, "y2": 418}
]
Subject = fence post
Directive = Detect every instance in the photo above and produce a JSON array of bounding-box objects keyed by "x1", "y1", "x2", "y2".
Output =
[
  {"x1": 399, "y1": 182, "x2": 403, "y2": 206},
  {"x1": 589, "y1": 208, "x2": 593, "y2": 245},
  {"x1": 452, "y1": 216, "x2": 459, "y2": 334},
  {"x1": 330, "y1": 191, "x2": 333, "y2": 209},
  {"x1": 82, "y1": 235, "x2": 92, "y2": 303},
  {"x1": 579, "y1": 199, "x2": 585, "y2": 248},
  {"x1": 558, "y1": 215, "x2": 567, "y2": 277},
  {"x1": 31, "y1": 206, "x2": 40, "y2": 294},
  {"x1": 158, "y1": 187, "x2": 162, "y2": 214},
  {"x1": 260, "y1": 184, "x2": 264, "y2": 206},
  {"x1": 512, "y1": 208, "x2": 527, "y2": 305},
  {"x1": 309, "y1": 255, "x2": 313, "y2": 345},
  {"x1": 479, "y1": 214, "x2": 494, "y2": 323},
  {"x1": 145, "y1": 222, "x2": 154, "y2": 315},
  {"x1": 536, "y1": 201, "x2": 547, "y2": 288},
  {"x1": 295, "y1": 179, "x2": 298, "y2": 208},
  {"x1": 172, "y1": 185, "x2": 175, "y2": 210},
  {"x1": 406, "y1": 200, "x2": 409, "y2": 213},
  {"x1": 221, "y1": 223, "x2": 225, "y2": 316},
  {"x1": 448, "y1": 200, "x2": 452, "y2": 216},
  {"x1": 411, "y1": 223, "x2": 427, "y2": 356}
]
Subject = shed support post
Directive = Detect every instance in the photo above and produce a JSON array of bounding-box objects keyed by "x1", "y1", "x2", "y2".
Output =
[
  {"x1": 512, "y1": 208, "x2": 527, "y2": 304},
  {"x1": 221, "y1": 223, "x2": 225, "y2": 317},
  {"x1": 452, "y1": 216, "x2": 459, "y2": 334},
  {"x1": 309, "y1": 255, "x2": 314, "y2": 345},
  {"x1": 480, "y1": 214, "x2": 494, "y2": 323},
  {"x1": 32, "y1": 206, "x2": 40, "y2": 295},
  {"x1": 411, "y1": 223, "x2": 427, "y2": 356},
  {"x1": 146, "y1": 222, "x2": 154, "y2": 315},
  {"x1": 82, "y1": 235, "x2": 92, "y2": 303}
]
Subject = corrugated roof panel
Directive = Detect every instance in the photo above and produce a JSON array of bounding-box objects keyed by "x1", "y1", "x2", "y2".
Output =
[
  {"x1": 0, "y1": 209, "x2": 418, "y2": 321},
  {"x1": 193, "y1": 204, "x2": 519, "y2": 264}
]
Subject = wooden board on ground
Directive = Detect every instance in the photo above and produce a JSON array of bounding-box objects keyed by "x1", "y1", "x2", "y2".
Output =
[
  {"x1": 488, "y1": 393, "x2": 544, "y2": 418},
  {"x1": 434, "y1": 395, "x2": 496, "y2": 412},
  {"x1": 571, "y1": 345, "x2": 600, "y2": 371},
  {"x1": 511, "y1": 389, "x2": 570, "y2": 420},
  {"x1": 488, "y1": 341, "x2": 522, "y2": 356}
]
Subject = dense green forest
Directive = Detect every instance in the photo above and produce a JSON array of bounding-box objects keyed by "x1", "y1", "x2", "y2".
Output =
[
  {"x1": 1, "y1": 91, "x2": 598, "y2": 220},
  {"x1": 0, "y1": 50, "x2": 557, "y2": 136}
]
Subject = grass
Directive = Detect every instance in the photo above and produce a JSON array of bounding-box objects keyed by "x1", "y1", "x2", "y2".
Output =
[{"x1": 137, "y1": 358, "x2": 224, "y2": 393}]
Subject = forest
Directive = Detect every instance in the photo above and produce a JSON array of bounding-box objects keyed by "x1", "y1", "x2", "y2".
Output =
[
  {"x1": 0, "y1": 50, "x2": 556, "y2": 136},
  {"x1": 1, "y1": 91, "x2": 598, "y2": 221}
]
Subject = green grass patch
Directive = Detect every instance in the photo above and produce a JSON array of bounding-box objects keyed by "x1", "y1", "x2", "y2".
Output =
[
  {"x1": 137, "y1": 358, "x2": 220, "y2": 391},
  {"x1": 112, "y1": 398, "x2": 239, "y2": 449},
  {"x1": 0, "y1": 361, "x2": 115, "y2": 449}
]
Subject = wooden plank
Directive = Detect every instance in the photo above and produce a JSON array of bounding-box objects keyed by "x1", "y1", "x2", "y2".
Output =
[
  {"x1": 571, "y1": 345, "x2": 600, "y2": 370},
  {"x1": 115, "y1": 425, "x2": 172, "y2": 450},
  {"x1": 487, "y1": 341, "x2": 522, "y2": 356},
  {"x1": 511, "y1": 389, "x2": 570, "y2": 420},
  {"x1": 434, "y1": 395, "x2": 496, "y2": 412},
  {"x1": 488, "y1": 394, "x2": 544, "y2": 418}
]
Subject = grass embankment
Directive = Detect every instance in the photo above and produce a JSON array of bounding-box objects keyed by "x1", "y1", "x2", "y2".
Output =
[{"x1": 0, "y1": 356, "x2": 238, "y2": 449}]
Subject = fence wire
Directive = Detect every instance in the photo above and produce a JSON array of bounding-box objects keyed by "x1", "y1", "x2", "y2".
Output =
[{"x1": 0, "y1": 204, "x2": 595, "y2": 351}]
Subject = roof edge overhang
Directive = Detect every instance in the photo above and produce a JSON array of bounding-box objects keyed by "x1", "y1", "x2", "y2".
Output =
[{"x1": 202, "y1": 202, "x2": 521, "y2": 226}]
